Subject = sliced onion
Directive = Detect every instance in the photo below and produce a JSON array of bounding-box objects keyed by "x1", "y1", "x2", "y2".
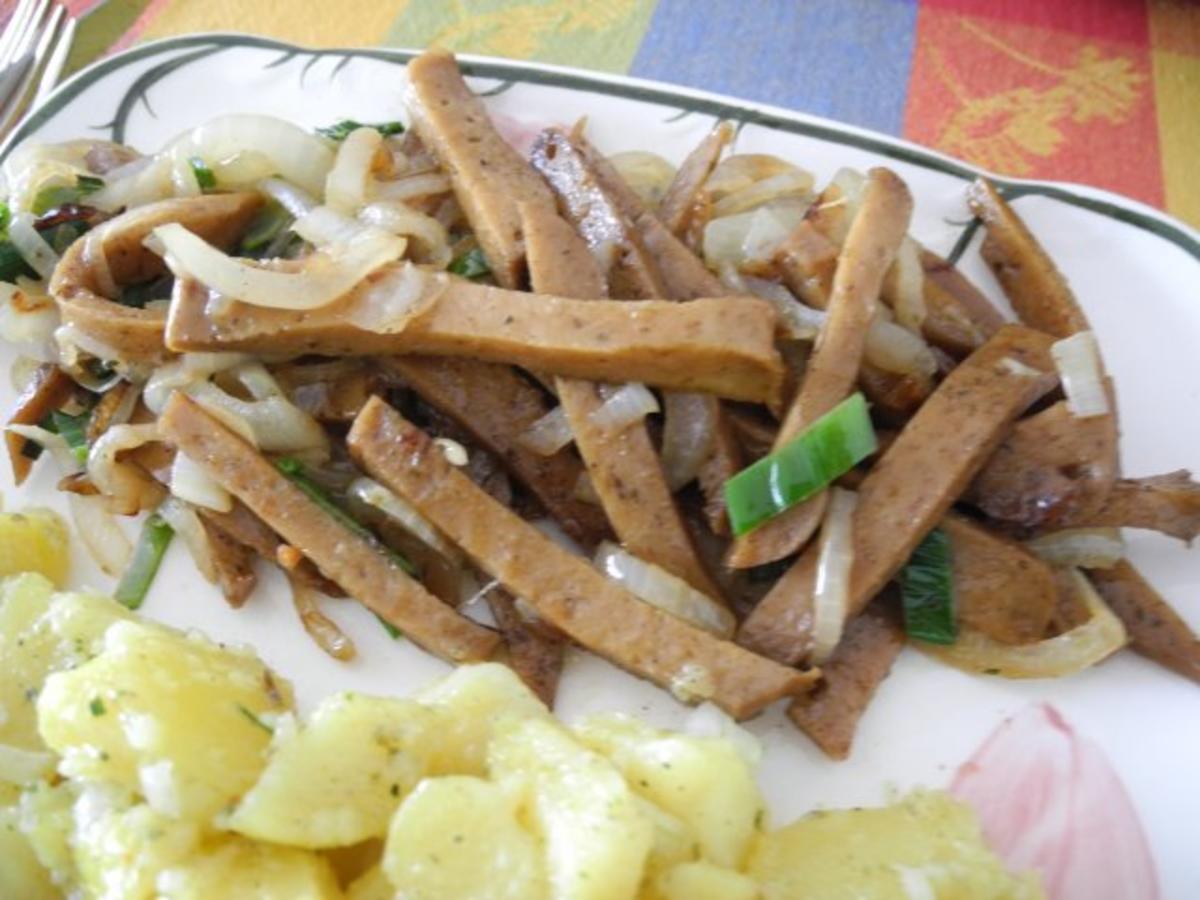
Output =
[
  {"x1": 143, "y1": 352, "x2": 252, "y2": 415},
  {"x1": 810, "y1": 487, "x2": 858, "y2": 664},
  {"x1": 433, "y1": 437, "x2": 469, "y2": 467},
  {"x1": 80, "y1": 231, "x2": 119, "y2": 299},
  {"x1": 517, "y1": 405, "x2": 573, "y2": 456},
  {"x1": 324, "y1": 127, "x2": 383, "y2": 214},
  {"x1": 87, "y1": 424, "x2": 162, "y2": 515},
  {"x1": 719, "y1": 265, "x2": 823, "y2": 340},
  {"x1": 170, "y1": 450, "x2": 233, "y2": 513},
  {"x1": 289, "y1": 574, "x2": 356, "y2": 661},
  {"x1": 830, "y1": 168, "x2": 866, "y2": 220},
  {"x1": 682, "y1": 702, "x2": 763, "y2": 767},
  {"x1": 68, "y1": 492, "x2": 132, "y2": 576},
  {"x1": 6, "y1": 423, "x2": 79, "y2": 473},
  {"x1": 661, "y1": 392, "x2": 718, "y2": 491},
  {"x1": 89, "y1": 156, "x2": 173, "y2": 212},
  {"x1": 0, "y1": 280, "x2": 59, "y2": 353},
  {"x1": 1051, "y1": 331, "x2": 1109, "y2": 419},
  {"x1": 711, "y1": 169, "x2": 814, "y2": 218},
  {"x1": 165, "y1": 114, "x2": 334, "y2": 197},
  {"x1": 370, "y1": 171, "x2": 451, "y2": 204},
  {"x1": 595, "y1": 541, "x2": 735, "y2": 638},
  {"x1": 573, "y1": 471, "x2": 601, "y2": 505},
  {"x1": 359, "y1": 201, "x2": 451, "y2": 268},
  {"x1": 924, "y1": 569, "x2": 1126, "y2": 678},
  {"x1": 349, "y1": 476, "x2": 462, "y2": 564},
  {"x1": 608, "y1": 151, "x2": 677, "y2": 207},
  {"x1": 156, "y1": 497, "x2": 216, "y2": 583},
  {"x1": 884, "y1": 236, "x2": 926, "y2": 332},
  {"x1": 590, "y1": 383, "x2": 659, "y2": 432},
  {"x1": 259, "y1": 176, "x2": 317, "y2": 218},
  {"x1": 864, "y1": 317, "x2": 938, "y2": 379},
  {"x1": 152, "y1": 222, "x2": 404, "y2": 311},
  {"x1": 207, "y1": 150, "x2": 278, "y2": 190},
  {"x1": 705, "y1": 154, "x2": 799, "y2": 203},
  {"x1": 340, "y1": 263, "x2": 439, "y2": 334},
  {"x1": 702, "y1": 210, "x2": 757, "y2": 269},
  {"x1": 186, "y1": 380, "x2": 329, "y2": 457},
  {"x1": 742, "y1": 202, "x2": 807, "y2": 266},
  {"x1": 1026, "y1": 528, "x2": 1124, "y2": 569},
  {"x1": 170, "y1": 155, "x2": 202, "y2": 198},
  {"x1": 9, "y1": 355, "x2": 42, "y2": 393},
  {"x1": 9, "y1": 212, "x2": 59, "y2": 279}
]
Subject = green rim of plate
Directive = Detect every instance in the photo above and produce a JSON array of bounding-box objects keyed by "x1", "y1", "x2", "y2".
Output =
[{"x1": 3, "y1": 32, "x2": 1197, "y2": 263}]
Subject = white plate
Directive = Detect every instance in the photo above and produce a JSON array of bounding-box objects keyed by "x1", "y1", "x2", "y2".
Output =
[{"x1": 3, "y1": 34, "x2": 1198, "y2": 896}]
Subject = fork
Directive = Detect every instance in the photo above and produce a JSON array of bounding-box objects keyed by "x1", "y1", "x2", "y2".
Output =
[{"x1": 0, "y1": 0, "x2": 76, "y2": 139}]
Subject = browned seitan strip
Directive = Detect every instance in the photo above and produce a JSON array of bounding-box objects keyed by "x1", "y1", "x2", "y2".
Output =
[
  {"x1": 159, "y1": 393, "x2": 498, "y2": 663},
  {"x1": 405, "y1": 49, "x2": 558, "y2": 289},
  {"x1": 197, "y1": 515, "x2": 258, "y2": 608},
  {"x1": 521, "y1": 181, "x2": 722, "y2": 598},
  {"x1": 857, "y1": 365, "x2": 931, "y2": 424},
  {"x1": 967, "y1": 400, "x2": 1120, "y2": 529},
  {"x1": 919, "y1": 248, "x2": 1006, "y2": 338},
  {"x1": 166, "y1": 273, "x2": 782, "y2": 403},
  {"x1": 85, "y1": 382, "x2": 135, "y2": 443},
  {"x1": 967, "y1": 178, "x2": 1089, "y2": 339},
  {"x1": 786, "y1": 598, "x2": 904, "y2": 760},
  {"x1": 739, "y1": 324, "x2": 1059, "y2": 664},
  {"x1": 50, "y1": 193, "x2": 262, "y2": 364},
  {"x1": 531, "y1": 131, "x2": 743, "y2": 533},
  {"x1": 198, "y1": 501, "x2": 344, "y2": 598},
  {"x1": 775, "y1": 219, "x2": 840, "y2": 308},
  {"x1": 5, "y1": 363, "x2": 74, "y2": 485},
  {"x1": 658, "y1": 122, "x2": 732, "y2": 238},
  {"x1": 944, "y1": 514, "x2": 1056, "y2": 645},
  {"x1": 348, "y1": 397, "x2": 814, "y2": 719},
  {"x1": 728, "y1": 168, "x2": 913, "y2": 570},
  {"x1": 487, "y1": 587, "x2": 567, "y2": 707},
  {"x1": 1090, "y1": 560, "x2": 1200, "y2": 684},
  {"x1": 1059, "y1": 471, "x2": 1200, "y2": 543},
  {"x1": 379, "y1": 355, "x2": 610, "y2": 549}
]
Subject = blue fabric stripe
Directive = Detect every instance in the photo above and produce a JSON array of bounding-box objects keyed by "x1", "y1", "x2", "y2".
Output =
[{"x1": 630, "y1": 0, "x2": 918, "y2": 135}]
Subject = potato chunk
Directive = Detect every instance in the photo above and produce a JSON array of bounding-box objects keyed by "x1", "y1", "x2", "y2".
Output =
[
  {"x1": 653, "y1": 860, "x2": 760, "y2": 900},
  {"x1": 229, "y1": 693, "x2": 435, "y2": 848},
  {"x1": 747, "y1": 790, "x2": 1043, "y2": 899},
  {"x1": 575, "y1": 714, "x2": 763, "y2": 869},
  {"x1": 0, "y1": 573, "x2": 131, "y2": 751},
  {"x1": 490, "y1": 718, "x2": 652, "y2": 900},
  {"x1": 383, "y1": 775, "x2": 547, "y2": 900},
  {"x1": 158, "y1": 835, "x2": 342, "y2": 899},
  {"x1": 415, "y1": 662, "x2": 550, "y2": 774},
  {"x1": 0, "y1": 508, "x2": 69, "y2": 585},
  {"x1": 17, "y1": 781, "x2": 76, "y2": 891},
  {"x1": 0, "y1": 804, "x2": 58, "y2": 900},
  {"x1": 37, "y1": 619, "x2": 292, "y2": 823}
]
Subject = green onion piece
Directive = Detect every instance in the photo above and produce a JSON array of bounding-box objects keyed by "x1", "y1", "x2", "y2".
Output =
[
  {"x1": 900, "y1": 528, "x2": 957, "y2": 645},
  {"x1": 448, "y1": 247, "x2": 491, "y2": 280},
  {"x1": 31, "y1": 174, "x2": 105, "y2": 215},
  {"x1": 275, "y1": 457, "x2": 415, "y2": 575},
  {"x1": 374, "y1": 613, "x2": 403, "y2": 640},
  {"x1": 724, "y1": 393, "x2": 878, "y2": 536},
  {"x1": 238, "y1": 198, "x2": 293, "y2": 257},
  {"x1": 316, "y1": 119, "x2": 405, "y2": 142},
  {"x1": 114, "y1": 514, "x2": 175, "y2": 610},
  {"x1": 49, "y1": 409, "x2": 92, "y2": 465},
  {"x1": 188, "y1": 157, "x2": 217, "y2": 192},
  {"x1": 119, "y1": 274, "x2": 175, "y2": 309},
  {"x1": 0, "y1": 202, "x2": 35, "y2": 281}
]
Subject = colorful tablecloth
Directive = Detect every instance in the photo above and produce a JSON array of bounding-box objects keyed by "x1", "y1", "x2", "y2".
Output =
[{"x1": 39, "y1": 0, "x2": 1200, "y2": 228}]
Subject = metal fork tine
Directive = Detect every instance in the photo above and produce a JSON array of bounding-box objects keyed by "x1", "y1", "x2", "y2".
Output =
[
  {"x1": 13, "y1": 0, "x2": 52, "y2": 61},
  {"x1": 0, "y1": 2, "x2": 62, "y2": 132},
  {"x1": 0, "y1": 0, "x2": 39, "y2": 66},
  {"x1": 32, "y1": 11, "x2": 72, "y2": 107}
]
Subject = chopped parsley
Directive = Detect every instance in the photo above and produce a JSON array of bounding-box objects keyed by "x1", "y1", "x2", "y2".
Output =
[
  {"x1": 317, "y1": 120, "x2": 406, "y2": 142},
  {"x1": 448, "y1": 247, "x2": 491, "y2": 280}
]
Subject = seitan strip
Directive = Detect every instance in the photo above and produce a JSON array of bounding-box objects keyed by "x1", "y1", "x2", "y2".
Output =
[
  {"x1": 165, "y1": 271, "x2": 782, "y2": 403},
  {"x1": 405, "y1": 48, "x2": 558, "y2": 289},
  {"x1": 522, "y1": 203, "x2": 722, "y2": 597},
  {"x1": 786, "y1": 598, "x2": 904, "y2": 760},
  {"x1": 487, "y1": 587, "x2": 567, "y2": 707},
  {"x1": 197, "y1": 515, "x2": 258, "y2": 608},
  {"x1": 348, "y1": 396, "x2": 814, "y2": 719},
  {"x1": 728, "y1": 168, "x2": 913, "y2": 570},
  {"x1": 531, "y1": 131, "x2": 743, "y2": 532},
  {"x1": 967, "y1": 400, "x2": 1120, "y2": 529},
  {"x1": 919, "y1": 248, "x2": 1006, "y2": 339},
  {"x1": 379, "y1": 354, "x2": 610, "y2": 549},
  {"x1": 739, "y1": 324, "x2": 1059, "y2": 664},
  {"x1": 1058, "y1": 471, "x2": 1200, "y2": 543},
  {"x1": 967, "y1": 178, "x2": 1089, "y2": 339},
  {"x1": 944, "y1": 513, "x2": 1056, "y2": 645},
  {"x1": 658, "y1": 122, "x2": 733, "y2": 238},
  {"x1": 159, "y1": 393, "x2": 498, "y2": 663},
  {"x1": 1089, "y1": 560, "x2": 1200, "y2": 684},
  {"x1": 5, "y1": 363, "x2": 74, "y2": 485},
  {"x1": 50, "y1": 193, "x2": 262, "y2": 364},
  {"x1": 199, "y1": 501, "x2": 344, "y2": 598}
]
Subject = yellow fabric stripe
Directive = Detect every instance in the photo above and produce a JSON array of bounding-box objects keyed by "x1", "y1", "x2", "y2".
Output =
[{"x1": 1151, "y1": 49, "x2": 1200, "y2": 229}]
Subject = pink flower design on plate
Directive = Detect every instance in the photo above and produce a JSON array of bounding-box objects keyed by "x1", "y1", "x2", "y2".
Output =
[{"x1": 951, "y1": 703, "x2": 1159, "y2": 900}]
